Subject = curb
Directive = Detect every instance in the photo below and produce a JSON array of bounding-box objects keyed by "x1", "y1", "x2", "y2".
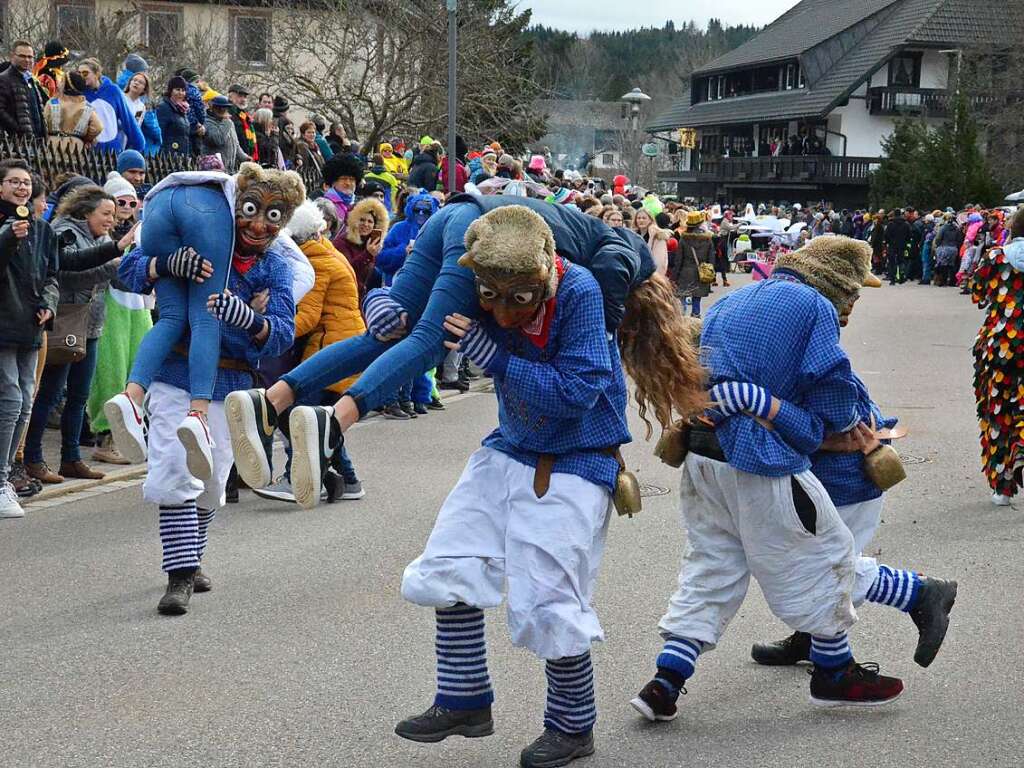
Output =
[{"x1": 24, "y1": 378, "x2": 493, "y2": 505}]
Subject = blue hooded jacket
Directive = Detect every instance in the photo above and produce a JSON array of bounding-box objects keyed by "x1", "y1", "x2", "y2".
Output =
[
  {"x1": 116, "y1": 68, "x2": 162, "y2": 155},
  {"x1": 378, "y1": 190, "x2": 440, "y2": 285},
  {"x1": 83, "y1": 75, "x2": 145, "y2": 153}
]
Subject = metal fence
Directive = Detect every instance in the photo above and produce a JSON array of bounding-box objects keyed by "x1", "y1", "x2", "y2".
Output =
[{"x1": 0, "y1": 134, "x2": 323, "y2": 196}]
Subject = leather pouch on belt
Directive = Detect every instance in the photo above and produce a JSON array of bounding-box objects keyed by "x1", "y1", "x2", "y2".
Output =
[
  {"x1": 864, "y1": 444, "x2": 906, "y2": 491},
  {"x1": 654, "y1": 421, "x2": 690, "y2": 468}
]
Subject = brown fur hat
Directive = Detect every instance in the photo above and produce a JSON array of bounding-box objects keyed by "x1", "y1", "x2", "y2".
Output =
[
  {"x1": 346, "y1": 196, "x2": 390, "y2": 245},
  {"x1": 775, "y1": 235, "x2": 880, "y2": 310},
  {"x1": 235, "y1": 162, "x2": 305, "y2": 225},
  {"x1": 459, "y1": 205, "x2": 559, "y2": 299}
]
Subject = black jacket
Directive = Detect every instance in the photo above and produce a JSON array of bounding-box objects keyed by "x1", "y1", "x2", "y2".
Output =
[
  {"x1": 408, "y1": 150, "x2": 439, "y2": 191},
  {"x1": 156, "y1": 99, "x2": 191, "y2": 155},
  {"x1": 0, "y1": 65, "x2": 46, "y2": 138},
  {"x1": 447, "y1": 194, "x2": 655, "y2": 332},
  {"x1": 0, "y1": 216, "x2": 59, "y2": 350},
  {"x1": 885, "y1": 216, "x2": 912, "y2": 251}
]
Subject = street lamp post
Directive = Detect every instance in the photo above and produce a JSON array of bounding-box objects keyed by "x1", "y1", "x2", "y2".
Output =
[
  {"x1": 447, "y1": 0, "x2": 458, "y2": 195},
  {"x1": 620, "y1": 87, "x2": 652, "y2": 188}
]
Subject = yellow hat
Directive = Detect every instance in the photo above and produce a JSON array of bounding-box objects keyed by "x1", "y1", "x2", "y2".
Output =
[
  {"x1": 685, "y1": 210, "x2": 705, "y2": 227},
  {"x1": 379, "y1": 142, "x2": 393, "y2": 152}
]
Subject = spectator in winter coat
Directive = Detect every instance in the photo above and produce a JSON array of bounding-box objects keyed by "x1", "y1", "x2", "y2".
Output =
[
  {"x1": 335, "y1": 197, "x2": 389, "y2": 301},
  {"x1": 43, "y1": 71, "x2": 104, "y2": 147},
  {"x1": 0, "y1": 41, "x2": 47, "y2": 139},
  {"x1": 408, "y1": 147, "x2": 440, "y2": 191},
  {"x1": 77, "y1": 58, "x2": 145, "y2": 153},
  {"x1": 174, "y1": 68, "x2": 206, "y2": 150},
  {"x1": 202, "y1": 95, "x2": 251, "y2": 172},
  {"x1": 119, "y1": 69, "x2": 161, "y2": 155},
  {"x1": 363, "y1": 156, "x2": 399, "y2": 213},
  {"x1": 295, "y1": 121, "x2": 326, "y2": 175},
  {"x1": 884, "y1": 209, "x2": 912, "y2": 284},
  {"x1": 156, "y1": 76, "x2": 191, "y2": 156},
  {"x1": 322, "y1": 153, "x2": 363, "y2": 240},
  {"x1": 226, "y1": 83, "x2": 257, "y2": 159},
  {"x1": 379, "y1": 142, "x2": 407, "y2": 181},
  {"x1": 378, "y1": 191, "x2": 439, "y2": 286},
  {"x1": 252, "y1": 108, "x2": 283, "y2": 169}
]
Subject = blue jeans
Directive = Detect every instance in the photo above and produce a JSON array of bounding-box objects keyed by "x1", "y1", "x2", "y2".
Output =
[
  {"x1": 25, "y1": 337, "x2": 99, "y2": 464},
  {"x1": 281, "y1": 204, "x2": 480, "y2": 415},
  {"x1": 129, "y1": 183, "x2": 233, "y2": 400}
]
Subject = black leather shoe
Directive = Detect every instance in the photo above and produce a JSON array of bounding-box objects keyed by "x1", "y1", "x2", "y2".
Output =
[
  {"x1": 750, "y1": 631, "x2": 811, "y2": 666},
  {"x1": 910, "y1": 577, "x2": 957, "y2": 667},
  {"x1": 394, "y1": 704, "x2": 493, "y2": 743},
  {"x1": 520, "y1": 728, "x2": 595, "y2": 768},
  {"x1": 157, "y1": 569, "x2": 196, "y2": 615}
]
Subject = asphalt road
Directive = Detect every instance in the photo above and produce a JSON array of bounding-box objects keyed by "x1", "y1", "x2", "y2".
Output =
[{"x1": 3, "y1": 274, "x2": 1022, "y2": 768}]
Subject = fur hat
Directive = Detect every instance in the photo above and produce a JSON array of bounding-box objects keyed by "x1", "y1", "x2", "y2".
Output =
[
  {"x1": 322, "y1": 153, "x2": 363, "y2": 188},
  {"x1": 103, "y1": 171, "x2": 136, "y2": 200},
  {"x1": 235, "y1": 162, "x2": 306, "y2": 226},
  {"x1": 459, "y1": 206, "x2": 558, "y2": 299},
  {"x1": 346, "y1": 196, "x2": 389, "y2": 246},
  {"x1": 775, "y1": 236, "x2": 881, "y2": 311},
  {"x1": 284, "y1": 199, "x2": 327, "y2": 245}
]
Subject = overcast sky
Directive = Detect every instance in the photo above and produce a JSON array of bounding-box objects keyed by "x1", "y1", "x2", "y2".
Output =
[{"x1": 517, "y1": 0, "x2": 799, "y2": 33}]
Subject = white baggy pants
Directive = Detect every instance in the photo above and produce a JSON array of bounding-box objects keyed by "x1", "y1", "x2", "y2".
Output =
[
  {"x1": 402, "y1": 447, "x2": 612, "y2": 660},
  {"x1": 840, "y1": 498, "x2": 884, "y2": 607},
  {"x1": 658, "y1": 453, "x2": 858, "y2": 647},
  {"x1": 142, "y1": 382, "x2": 234, "y2": 510}
]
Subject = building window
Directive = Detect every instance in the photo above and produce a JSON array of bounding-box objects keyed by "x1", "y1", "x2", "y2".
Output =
[
  {"x1": 141, "y1": 5, "x2": 182, "y2": 61},
  {"x1": 888, "y1": 52, "x2": 921, "y2": 87},
  {"x1": 602, "y1": 153, "x2": 614, "y2": 166},
  {"x1": 797, "y1": 64, "x2": 805, "y2": 88},
  {"x1": 54, "y1": 1, "x2": 95, "y2": 54},
  {"x1": 232, "y1": 12, "x2": 270, "y2": 68}
]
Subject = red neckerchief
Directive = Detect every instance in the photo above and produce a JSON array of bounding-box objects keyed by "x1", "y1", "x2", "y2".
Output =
[
  {"x1": 523, "y1": 255, "x2": 566, "y2": 349},
  {"x1": 232, "y1": 249, "x2": 257, "y2": 275}
]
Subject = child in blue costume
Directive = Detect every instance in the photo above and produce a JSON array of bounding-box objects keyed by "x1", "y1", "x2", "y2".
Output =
[
  {"x1": 104, "y1": 164, "x2": 311, "y2": 482},
  {"x1": 225, "y1": 194, "x2": 659, "y2": 504}
]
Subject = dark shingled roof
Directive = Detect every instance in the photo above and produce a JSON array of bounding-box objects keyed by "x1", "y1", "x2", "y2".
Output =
[{"x1": 648, "y1": 0, "x2": 1015, "y2": 132}]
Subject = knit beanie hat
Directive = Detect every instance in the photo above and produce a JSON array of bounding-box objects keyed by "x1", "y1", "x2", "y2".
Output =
[
  {"x1": 124, "y1": 53, "x2": 149, "y2": 73},
  {"x1": 166, "y1": 75, "x2": 188, "y2": 97},
  {"x1": 116, "y1": 149, "x2": 145, "y2": 173},
  {"x1": 459, "y1": 205, "x2": 559, "y2": 299},
  {"x1": 103, "y1": 171, "x2": 137, "y2": 200},
  {"x1": 775, "y1": 235, "x2": 881, "y2": 310}
]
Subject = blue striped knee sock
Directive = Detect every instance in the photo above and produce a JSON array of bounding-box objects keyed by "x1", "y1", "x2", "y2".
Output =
[
  {"x1": 159, "y1": 502, "x2": 199, "y2": 572},
  {"x1": 433, "y1": 605, "x2": 494, "y2": 710},
  {"x1": 810, "y1": 633, "x2": 853, "y2": 670},
  {"x1": 544, "y1": 652, "x2": 597, "y2": 735},
  {"x1": 196, "y1": 507, "x2": 215, "y2": 561},
  {"x1": 866, "y1": 565, "x2": 921, "y2": 612},
  {"x1": 655, "y1": 636, "x2": 703, "y2": 695}
]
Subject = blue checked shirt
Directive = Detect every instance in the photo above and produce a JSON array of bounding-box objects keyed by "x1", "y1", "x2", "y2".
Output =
[
  {"x1": 702, "y1": 275, "x2": 860, "y2": 477},
  {"x1": 120, "y1": 244, "x2": 296, "y2": 401},
  {"x1": 481, "y1": 264, "x2": 631, "y2": 492}
]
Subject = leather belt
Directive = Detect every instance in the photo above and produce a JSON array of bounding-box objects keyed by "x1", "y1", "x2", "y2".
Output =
[
  {"x1": 686, "y1": 423, "x2": 727, "y2": 462},
  {"x1": 534, "y1": 447, "x2": 623, "y2": 498},
  {"x1": 172, "y1": 343, "x2": 253, "y2": 374}
]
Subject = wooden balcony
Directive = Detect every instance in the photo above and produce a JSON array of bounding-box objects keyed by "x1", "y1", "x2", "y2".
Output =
[
  {"x1": 867, "y1": 86, "x2": 951, "y2": 117},
  {"x1": 657, "y1": 155, "x2": 880, "y2": 188}
]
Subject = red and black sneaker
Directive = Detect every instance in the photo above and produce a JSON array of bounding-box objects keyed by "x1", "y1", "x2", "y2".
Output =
[{"x1": 809, "y1": 661, "x2": 903, "y2": 708}]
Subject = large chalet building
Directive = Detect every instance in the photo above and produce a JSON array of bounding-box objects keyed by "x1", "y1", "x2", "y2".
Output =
[{"x1": 647, "y1": 0, "x2": 1018, "y2": 206}]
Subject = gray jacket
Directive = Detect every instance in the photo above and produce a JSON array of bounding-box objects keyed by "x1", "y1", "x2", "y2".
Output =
[
  {"x1": 202, "y1": 114, "x2": 250, "y2": 172},
  {"x1": 51, "y1": 217, "x2": 120, "y2": 339}
]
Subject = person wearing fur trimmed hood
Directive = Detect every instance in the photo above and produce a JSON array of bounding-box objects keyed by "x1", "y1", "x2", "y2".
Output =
[
  {"x1": 668, "y1": 211, "x2": 714, "y2": 317},
  {"x1": 335, "y1": 196, "x2": 388, "y2": 301}
]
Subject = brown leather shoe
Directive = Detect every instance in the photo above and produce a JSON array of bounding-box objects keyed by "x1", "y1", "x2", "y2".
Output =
[
  {"x1": 26, "y1": 461, "x2": 64, "y2": 484},
  {"x1": 59, "y1": 460, "x2": 106, "y2": 480}
]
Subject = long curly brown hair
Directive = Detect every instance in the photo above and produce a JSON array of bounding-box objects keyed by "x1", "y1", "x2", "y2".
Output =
[{"x1": 618, "y1": 272, "x2": 707, "y2": 439}]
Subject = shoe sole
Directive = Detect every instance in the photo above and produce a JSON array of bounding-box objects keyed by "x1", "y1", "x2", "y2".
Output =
[
  {"x1": 289, "y1": 409, "x2": 323, "y2": 510},
  {"x1": 394, "y1": 720, "x2": 494, "y2": 743},
  {"x1": 520, "y1": 741, "x2": 595, "y2": 768},
  {"x1": 177, "y1": 423, "x2": 213, "y2": 482},
  {"x1": 809, "y1": 688, "x2": 903, "y2": 708},
  {"x1": 157, "y1": 602, "x2": 189, "y2": 616},
  {"x1": 629, "y1": 696, "x2": 677, "y2": 722},
  {"x1": 0, "y1": 508, "x2": 25, "y2": 519},
  {"x1": 341, "y1": 489, "x2": 366, "y2": 500},
  {"x1": 93, "y1": 453, "x2": 132, "y2": 465},
  {"x1": 914, "y1": 580, "x2": 958, "y2": 668},
  {"x1": 103, "y1": 398, "x2": 148, "y2": 464},
  {"x1": 225, "y1": 392, "x2": 272, "y2": 489},
  {"x1": 252, "y1": 487, "x2": 298, "y2": 503}
]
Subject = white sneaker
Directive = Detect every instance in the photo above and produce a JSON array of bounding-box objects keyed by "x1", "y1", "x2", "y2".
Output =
[
  {"x1": 992, "y1": 492, "x2": 1012, "y2": 507},
  {"x1": 177, "y1": 410, "x2": 214, "y2": 481},
  {"x1": 0, "y1": 482, "x2": 25, "y2": 519},
  {"x1": 104, "y1": 392, "x2": 148, "y2": 463}
]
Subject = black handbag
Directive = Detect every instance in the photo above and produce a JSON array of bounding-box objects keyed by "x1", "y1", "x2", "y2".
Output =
[{"x1": 46, "y1": 302, "x2": 90, "y2": 366}]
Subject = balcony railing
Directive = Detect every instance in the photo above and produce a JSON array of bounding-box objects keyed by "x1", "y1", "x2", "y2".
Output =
[
  {"x1": 867, "y1": 86, "x2": 952, "y2": 117},
  {"x1": 658, "y1": 155, "x2": 880, "y2": 187}
]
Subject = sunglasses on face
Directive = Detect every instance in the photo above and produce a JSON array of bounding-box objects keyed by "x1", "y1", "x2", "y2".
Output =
[{"x1": 117, "y1": 199, "x2": 139, "y2": 209}]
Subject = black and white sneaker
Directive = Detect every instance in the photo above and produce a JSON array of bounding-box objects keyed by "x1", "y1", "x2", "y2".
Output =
[
  {"x1": 630, "y1": 679, "x2": 681, "y2": 722},
  {"x1": 225, "y1": 389, "x2": 278, "y2": 489},
  {"x1": 289, "y1": 406, "x2": 341, "y2": 509}
]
